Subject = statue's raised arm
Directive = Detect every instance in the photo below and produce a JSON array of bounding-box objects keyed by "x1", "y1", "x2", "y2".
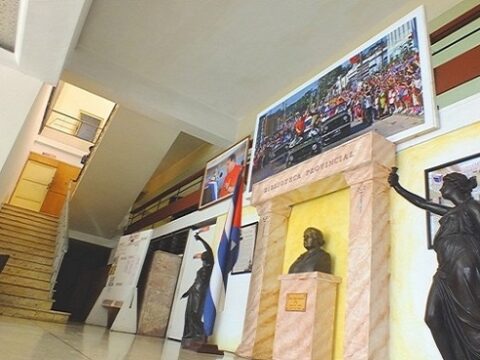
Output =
[
  {"x1": 389, "y1": 166, "x2": 480, "y2": 359},
  {"x1": 388, "y1": 167, "x2": 450, "y2": 216}
]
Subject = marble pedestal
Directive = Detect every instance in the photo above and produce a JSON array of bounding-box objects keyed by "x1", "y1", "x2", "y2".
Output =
[
  {"x1": 138, "y1": 250, "x2": 181, "y2": 337},
  {"x1": 273, "y1": 272, "x2": 341, "y2": 360}
]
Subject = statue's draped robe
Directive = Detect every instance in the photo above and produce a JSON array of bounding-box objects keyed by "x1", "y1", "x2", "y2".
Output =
[
  {"x1": 183, "y1": 264, "x2": 212, "y2": 341},
  {"x1": 430, "y1": 199, "x2": 480, "y2": 359}
]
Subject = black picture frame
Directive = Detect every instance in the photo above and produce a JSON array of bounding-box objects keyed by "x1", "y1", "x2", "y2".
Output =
[
  {"x1": 424, "y1": 153, "x2": 480, "y2": 248},
  {"x1": 232, "y1": 222, "x2": 258, "y2": 275}
]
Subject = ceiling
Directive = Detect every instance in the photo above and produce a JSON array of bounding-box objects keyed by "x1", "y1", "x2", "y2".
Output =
[
  {"x1": 0, "y1": 0, "x2": 19, "y2": 51},
  {"x1": 64, "y1": 0, "x2": 464, "y2": 239}
]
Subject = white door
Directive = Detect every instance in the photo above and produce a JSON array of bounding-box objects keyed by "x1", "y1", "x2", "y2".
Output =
[{"x1": 10, "y1": 160, "x2": 57, "y2": 212}]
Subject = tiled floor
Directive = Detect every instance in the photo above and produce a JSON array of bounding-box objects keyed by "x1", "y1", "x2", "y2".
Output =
[{"x1": 0, "y1": 316, "x2": 245, "y2": 360}]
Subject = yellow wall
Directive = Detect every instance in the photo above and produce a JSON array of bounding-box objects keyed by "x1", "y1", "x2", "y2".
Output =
[
  {"x1": 390, "y1": 121, "x2": 480, "y2": 359},
  {"x1": 283, "y1": 189, "x2": 349, "y2": 360},
  {"x1": 54, "y1": 82, "x2": 115, "y2": 123},
  {"x1": 281, "y1": 121, "x2": 480, "y2": 360}
]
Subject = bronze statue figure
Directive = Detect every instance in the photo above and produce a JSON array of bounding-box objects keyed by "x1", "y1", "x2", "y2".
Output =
[
  {"x1": 389, "y1": 167, "x2": 480, "y2": 359},
  {"x1": 288, "y1": 227, "x2": 332, "y2": 274},
  {"x1": 181, "y1": 233, "x2": 214, "y2": 348}
]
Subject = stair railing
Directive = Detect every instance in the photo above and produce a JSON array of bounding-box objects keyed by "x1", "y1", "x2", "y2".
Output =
[{"x1": 50, "y1": 181, "x2": 72, "y2": 297}]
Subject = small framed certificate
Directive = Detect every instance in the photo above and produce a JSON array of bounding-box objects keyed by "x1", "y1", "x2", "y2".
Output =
[{"x1": 232, "y1": 222, "x2": 258, "y2": 274}]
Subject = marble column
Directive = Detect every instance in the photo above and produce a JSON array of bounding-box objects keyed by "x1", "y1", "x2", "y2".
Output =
[
  {"x1": 343, "y1": 164, "x2": 391, "y2": 360},
  {"x1": 236, "y1": 201, "x2": 291, "y2": 359}
]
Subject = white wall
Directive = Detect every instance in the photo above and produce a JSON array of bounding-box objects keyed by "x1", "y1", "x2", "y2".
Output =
[
  {"x1": 165, "y1": 206, "x2": 258, "y2": 352},
  {"x1": 0, "y1": 64, "x2": 45, "y2": 203},
  {"x1": 33, "y1": 134, "x2": 86, "y2": 167}
]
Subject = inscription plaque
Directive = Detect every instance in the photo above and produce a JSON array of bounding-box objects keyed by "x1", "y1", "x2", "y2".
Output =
[{"x1": 285, "y1": 293, "x2": 307, "y2": 312}]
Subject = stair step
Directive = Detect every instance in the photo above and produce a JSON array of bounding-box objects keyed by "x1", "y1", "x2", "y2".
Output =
[
  {"x1": 0, "y1": 225, "x2": 56, "y2": 244},
  {"x1": 0, "y1": 303, "x2": 69, "y2": 323},
  {"x1": 0, "y1": 293, "x2": 53, "y2": 310},
  {"x1": 0, "y1": 241, "x2": 54, "y2": 258},
  {"x1": 4, "y1": 257, "x2": 52, "y2": 273},
  {"x1": 0, "y1": 209, "x2": 58, "y2": 229},
  {"x1": 0, "y1": 247, "x2": 53, "y2": 266},
  {"x1": 0, "y1": 234, "x2": 55, "y2": 253},
  {"x1": 0, "y1": 273, "x2": 51, "y2": 291},
  {"x1": 3, "y1": 264, "x2": 52, "y2": 281},
  {"x1": 2, "y1": 205, "x2": 59, "y2": 223},
  {"x1": 0, "y1": 217, "x2": 58, "y2": 236},
  {"x1": 0, "y1": 281, "x2": 51, "y2": 300}
]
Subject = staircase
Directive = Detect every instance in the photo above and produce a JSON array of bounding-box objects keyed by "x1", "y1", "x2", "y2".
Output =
[{"x1": 0, "y1": 204, "x2": 70, "y2": 323}]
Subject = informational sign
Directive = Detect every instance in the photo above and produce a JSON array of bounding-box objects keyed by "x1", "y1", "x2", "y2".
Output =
[
  {"x1": 86, "y1": 229, "x2": 153, "y2": 333},
  {"x1": 285, "y1": 293, "x2": 308, "y2": 312},
  {"x1": 103, "y1": 229, "x2": 153, "y2": 303}
]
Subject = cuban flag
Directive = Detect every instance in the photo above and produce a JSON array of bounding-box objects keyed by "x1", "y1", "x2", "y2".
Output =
[{"x1": 203, "y1": 170, "x2": 243, "y2": 336}]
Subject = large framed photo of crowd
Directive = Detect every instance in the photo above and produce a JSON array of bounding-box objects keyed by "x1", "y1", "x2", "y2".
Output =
[
  {"x1": 248, "y1": 6, "x2": 437, "y2": 188},
  {"x1": 424, "y1": 153, "x2": 480, "y2": 249},
  {"x1": 199, "y1": 137, "x2": 249, "y2": 209}
]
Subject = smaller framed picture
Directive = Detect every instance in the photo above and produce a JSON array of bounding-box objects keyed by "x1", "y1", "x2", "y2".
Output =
[
  {"x1": 232, "y1": 222, "x2": 258, "y2": 274},
  {"x1": 424, "y1": 153, "x2": 480, "y2": 248},
  {"x1": 199, "y1": 137, "x2": 249, "y2": 209}
]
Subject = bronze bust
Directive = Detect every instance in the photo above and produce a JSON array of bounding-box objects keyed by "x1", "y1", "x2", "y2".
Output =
[{"x1": 288, "y1": 227, "x2": 332, "y2": 274}]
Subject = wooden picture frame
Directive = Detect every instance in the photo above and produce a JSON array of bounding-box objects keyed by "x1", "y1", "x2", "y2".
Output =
[{"x1": 199, "y1": 137, "x2": 249, "y2": 209}]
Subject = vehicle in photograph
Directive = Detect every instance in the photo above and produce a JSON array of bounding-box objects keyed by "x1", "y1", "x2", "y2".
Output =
[
  {"x1": 286, "y1": 128, "x2": 322, "y2": 167},
  {"x1": 321, "y1": 111, "x2": 351, "y2": 146}
]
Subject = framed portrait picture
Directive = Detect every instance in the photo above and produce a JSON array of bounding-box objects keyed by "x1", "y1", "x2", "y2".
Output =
[
  {"x1": 248, "y1": 6, "x2": 437, "y2": 190},
  {"x1": 232, "y1": 222, "x2": 258, "y2": 275},
  {"x1": 425, "y1": 153, "x2": 480, "y2": 248},
  {"x1": 199, "y1": 137, "x2": 249, "y2": 209}
]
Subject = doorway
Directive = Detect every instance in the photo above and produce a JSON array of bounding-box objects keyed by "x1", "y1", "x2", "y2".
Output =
[{"x1": 9, "y1": 160, "x2": 57, "y2": 211}]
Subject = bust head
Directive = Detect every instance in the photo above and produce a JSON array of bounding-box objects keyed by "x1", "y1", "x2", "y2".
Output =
[
  {"x1": 303, "y1": 227, "x2": 324, "y2": 250},
  {"x1": 288, "y1": 227, "x2": 331, "y2": 274}
]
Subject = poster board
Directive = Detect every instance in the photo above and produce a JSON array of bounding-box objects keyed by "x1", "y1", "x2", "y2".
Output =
[{"x1": 86, "y1": 229, "x2": 153, "y2": 333}]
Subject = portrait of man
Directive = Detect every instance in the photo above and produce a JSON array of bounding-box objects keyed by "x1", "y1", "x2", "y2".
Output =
[{"x1": 219, "y1": 154, "x2": 243, "y2": 198}]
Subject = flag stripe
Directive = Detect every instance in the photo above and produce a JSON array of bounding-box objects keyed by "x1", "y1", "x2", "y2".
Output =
[{"x1": 203, "y1": 170, "x2": 243, "y2": 336}]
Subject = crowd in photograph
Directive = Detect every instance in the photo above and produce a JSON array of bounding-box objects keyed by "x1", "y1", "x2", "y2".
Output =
[
  {"x1": 312, "y1": 50, "x2": 424, "y2": 126},
  {"x1": 253, "y1": 47, "x2": 424, "y2": 173}
]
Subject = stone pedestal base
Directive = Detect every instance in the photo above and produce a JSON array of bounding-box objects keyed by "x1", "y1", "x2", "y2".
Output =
[{"x1": 273, "y1": 272, "x2": 341, "y2": 360}]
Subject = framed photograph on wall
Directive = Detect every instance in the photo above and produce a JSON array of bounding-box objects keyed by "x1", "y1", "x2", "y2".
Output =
[
  {"x1": 199, "y1": 137, "x2": 249, "y2": 209},
  {"x1": 248, "y1": 6, "x2": 437, "y2": 190},
  {"x1": 232, "y1": 222, "x2": 258, "y2": 274},
  {"x1": 425, "y1": 153, "x2": 480, "y2": 248}
]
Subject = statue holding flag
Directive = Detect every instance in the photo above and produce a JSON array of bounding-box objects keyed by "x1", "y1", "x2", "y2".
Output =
[
  {"x1": 181, "y1": 232, "x2": 214, "y2": 349},
  {"x1": 180, "y1": 166, "x2": 244, "y2": 354}
]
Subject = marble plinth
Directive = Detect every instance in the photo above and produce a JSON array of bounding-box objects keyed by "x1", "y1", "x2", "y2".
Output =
[
  {"x1": 138, "y1": 251, "x2": 181, "y2": 337},
  {"x1": 273, "y1": 272, "x2": 341, "y2": 360}
]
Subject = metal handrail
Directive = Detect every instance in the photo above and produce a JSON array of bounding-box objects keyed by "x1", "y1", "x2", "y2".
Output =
[
  {"x1": 128, "y1": 173, "x2": 203, "y2": 227},
  {"x1": 49, "y1": 181, "x2": 72, "y2": 297},
  {"x1": 45, "y1": 109, "x2": 105, "y2": 143}
]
